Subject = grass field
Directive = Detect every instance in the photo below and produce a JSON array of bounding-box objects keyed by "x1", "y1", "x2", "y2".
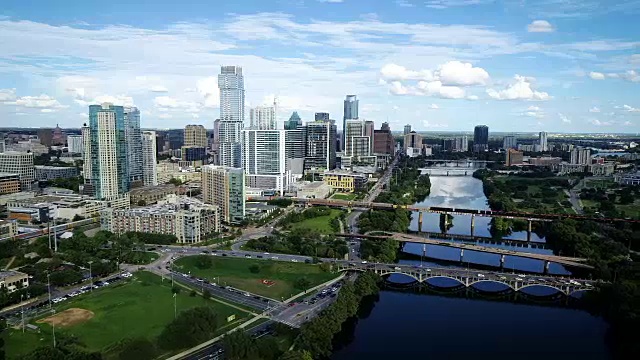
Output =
[
  {"x1": 4, "y1": 271, "x2": 251, "y2": 359},
  {"x1": 331, "y1": 192, "x2": 357, "y2": 201},
  {"x1": 287, "y1": 209, "x2": 342, "y2": 234},
  {"x1": 173, "y1": 256, "x2": 338, "y2": 300}
]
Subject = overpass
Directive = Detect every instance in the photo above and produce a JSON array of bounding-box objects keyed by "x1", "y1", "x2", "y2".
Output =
[
  {"x1": 333, "y1": 261, "x2": 597, "y2": 296},
  {"x1": 290, "y1": 197, "x2": 640, "y2": 224},
  {"x1": 420, "y1": 168, "x2": 474, "y2": 176},
  {"x1": 336, "y1": 232, "x2": 592, "y2": 270},
  {"x1": 412, "y1": 230, "x2": 548, "y2": 248}
]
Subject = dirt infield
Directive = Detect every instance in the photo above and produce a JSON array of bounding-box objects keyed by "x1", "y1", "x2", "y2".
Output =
[{"x1": 37, "y1": 308, "x2": 95, "y2": 328}]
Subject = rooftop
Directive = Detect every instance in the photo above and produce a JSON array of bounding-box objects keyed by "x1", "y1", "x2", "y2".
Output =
[
  {"x1": 0, "y1": 270, "x2": 27, "y2": 279},
  {"x1": 114, "y1": 196, "x2": 217, "y2": 216}
]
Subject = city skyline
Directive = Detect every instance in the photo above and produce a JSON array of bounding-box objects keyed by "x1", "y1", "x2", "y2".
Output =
[{"x1": 1, "y1": 1, "x2": 640, "y2": 132}]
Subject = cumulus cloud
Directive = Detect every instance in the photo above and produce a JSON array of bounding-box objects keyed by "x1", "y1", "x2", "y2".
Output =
[
  {"x1": 75, "y1": 94, "x2": 135, "y2": 107},
  {"x1": 527, "y1": 20, "x2": 555, "y2": 33},
  {"x1": 623, "y1": 105, "x2": 640, "y2": 113},
  {"x1": 589, "y1": 106, "x2": 601, "y2": 113},
  {"x1": 590, "y1": 119, "x2": 612, "y2": 126},
  {"x1": 380, "y1": 64, "x2": 434, "y2": 82},
  {"x1": 589, "y1": 71, "x2": 606, "y2": 80},
  {"x1": 523, "y1": 105, "x2": 544, "y2": 118},
  {"x1": 437, "y1": 61, "x2": 489, "y2": 86},
  {"x1": 486, "y1": 75, "x2": 551, "y2": 101},
  {"x1": 150, "y1": 86, "x2": 169, "y2": 93},
  {"x1": 395, "y1": 0, "x2": 414, "y2": 7},
  {"x1": 622, "y1": 70, "x2": 640, "y2": 82},
  {"x1": 0, "y1": 88, "x2": 16, "y2": 102},
  {"x1": 428, "y1": 104, "x2": 439, "y2": 109},
  {"x1": 153, "y1": 96, "x2": 200, "y2": 112},
  {"x1": 559, "y1": 113, "x2": 571, "y2": 123},
  {"x1": 6, "y1": 94, "x2": 68, "y2": 111},
  {"x1": 466, "y1": 95, "x2": 479, "y2": 100}
]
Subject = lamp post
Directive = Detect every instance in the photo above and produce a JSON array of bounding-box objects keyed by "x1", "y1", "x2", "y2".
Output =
[
  {"x1": 52, "y1": 309, "x2": 57, "y2": 348},
  {"x1": 88, "y1": 260, "x2": 93, "y2": 292},
  {"x1": 47, "y1": 272, "x2": 51, "y2": 309},
  {"x1": 173, "y1": 292, "x2": 177, "y2": 319},
  {"x1": 21, "y1": 294, "x2": 25, "y2": 333}
]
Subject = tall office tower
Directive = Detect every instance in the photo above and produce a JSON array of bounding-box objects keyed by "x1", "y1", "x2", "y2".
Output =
[
  {"x1": 218, "y1": 66, "x2": 245, "y2": 168},
  {"x1": 81, "y1": 124, "x2": 92, "y2": 182},
  {"x1": 403, "y1": 124, "x2": 412, "y2": 135},
  {"x1": 285, "y1": 129, "x2": 305, "y2": 176},
  {"x1": 184, "y1": 124, "x2": 207, "y2": 148},
  {"x1": 304, "y1": 120, "x2": 337, "y2": 171},
  {"x1": 315, "y1": 112, "x2": 330, "y2": 122},
  {"x1": 89, "y1": 103, "x2": 129, "y2": 200},
  {"x1": 285, "y1": 112, "x2": 303, "y2": 130},
  {"x1": 67, "y1": 135, "x2": 83, "y2": 154},
  {"x1": 473, "y1": 125, "x2": 489, "y2": 152},
  {"x1": 37, "y1": 128, "x2": 53, "y2": 147},
  {"x1": 141, "y1": 131, "x2": 158, "y2": 186},
  {"x1": 124, "y1": 107, "x2": 143, "y2": 187},
  {"x1": 374, "y1": 122, "x2": 395, "y2": 155},
  {"x1": 539, "y1": 131, "x2": 548, "y2": 152},
  {"x1": 345, "y1": 120, "x2": 371, "y2": 158},
  {"x1": 570, "y1": 147, "x2": 591, "y2": 165},
  {"x1": 250, "y1": 106, "x2": 276, "y2": 130},
  {"x1": 453, "y1": 136, "x2": 468, "y2": 152},
  {"x1": 242, "y1": 129, "x2": 291, "y2": 194},
  {"x1": 0, "y1": 151, "x2": 35, "y2": 191},
  {"x1": 503, "y1": 135, "x2": 517, "y2": 150},
  {"x1": 343, "y1": 95, "x2": 359, "y2": 145},
  {"x1": 364, "y1": 120, "x2": 375, "y2": 154},
  {"x1": 403, "y1": 131, "x2": 423, "y2": 156},
  {"x1": 201, "y1": 165, "x2": 245, "y2": 224}
]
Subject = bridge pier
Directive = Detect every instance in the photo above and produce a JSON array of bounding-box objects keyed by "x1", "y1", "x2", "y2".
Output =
[
  {"x1": 500, "y1": 254, "x2": 505, "y2": 268},
  {"x1": 418, "y1": 211, "x2": 423, "y2": 232},
  {"x1": 544, "y1": 260, "x2": 550, "y2": 274},
  {"x1": 527, "y1": 220, "x2": 532, "y2": 242},
  {"x1": 470, "y1": 215, "x2": 475, "y2": 236},
  {"x1": 459, "y1": 249, "x2": 464, "y2": 262}
]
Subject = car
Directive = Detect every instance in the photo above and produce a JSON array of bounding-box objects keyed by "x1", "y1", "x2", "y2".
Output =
[
  {"x1": 222, "y1": 253, "x2": 228, "y2": 257},
  {"x1": 394, "y1": 266, "x2": 401, "y2": 270},
  {"x1": 291, "y1": 259, "x2": 298, "y2": 262},
  {"x1": 264, "y1": 252, "x2": 270, "y2": 255},
  {"x1": 271, "y1": 256, "x2": 279, "y2": 260},
  {"x1": 257, "y1": 255, "x2": 263, "y2": 259},
  {"x1": 361, "y1": 261, "x2": 368, "y2": 264},
  {"x1": 245, "y1": 255, "x2": 252, "y2": 258},
  {"x1": 244, "y1": 292, "x2": 251, "y2": 297},
  {"x1": 478, "y1": 274, "x2": 485, "y2": 278}
]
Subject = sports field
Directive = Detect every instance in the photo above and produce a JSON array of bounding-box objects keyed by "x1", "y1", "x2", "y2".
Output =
[
  {"x1": 4, "y1": 271, "x2": 251, "y2": 358},
  {"x1": 288, "y1": 209, "x2": 343, "y2": 234},
  {"x1": 173, "y1": 256, "x2": 338, "y2": 300}
]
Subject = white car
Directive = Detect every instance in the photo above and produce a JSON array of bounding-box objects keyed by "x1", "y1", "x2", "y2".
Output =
[
  {"x1": 361, "y1": 261, "x2": 368, "y2": 264},
  {"x1": 291, "y1": 259, "x2": 298, "y2": 262},
  {"x1": 478, "y1": 274, "x2": 485, "y2": 278}
]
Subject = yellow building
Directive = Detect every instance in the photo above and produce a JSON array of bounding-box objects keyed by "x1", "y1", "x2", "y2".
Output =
[{"x1": 322, "y1": 171, "x2": 368, "y2": 193}]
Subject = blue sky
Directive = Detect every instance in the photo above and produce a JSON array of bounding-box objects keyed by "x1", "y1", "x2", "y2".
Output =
[{"x1": 1, "y1": 0, "x2": 640, "y2": 133}]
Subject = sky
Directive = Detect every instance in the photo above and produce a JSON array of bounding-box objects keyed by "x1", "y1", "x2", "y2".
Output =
[{"x1": 1, "y1": 0, "x2": 640, "y2": 133}]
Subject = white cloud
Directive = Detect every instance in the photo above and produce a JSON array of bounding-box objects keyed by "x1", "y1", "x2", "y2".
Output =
[
  {"x1": 590, "y1": 119, "x2": 612, "y2": 126},
  {"x1": 466, "y1": 95, "x2": 479, "y2": 100},
  {"x1": 589, "y1": 106, "x2": 601, "y2": 113},
  {"x1": 422, "y1": 120, "x2": 449, "y2": 128},
  {"x1": 523, "y1": 105, "x2": 544, "y2": 118},
  {"x1": 527, "y1": 106, "x2": 541, "y2": 111},
  {"x1": 621, "y1": 70, "x2": 640, "y2": 82},
  {"x1": 395, "y1": 0, "x2": 414, "y2": 7},
  {"x1": 436, "y1": 61, "x2": 489, "y2": 86},
  {"x1": 624, "y1": 121, "x2": 633, "y2": 126},
  {"x1": 527, "y1": 20, "x2": 555, "y2": 33},
  {"x1": 196, "y1": 77, "x2": 220, "y2": 108},
  {"x1": 150, "y1": 86, "x2": 169, "y2": 93},
  {"x1": 589, "y1": 71, "x2": 606, "y2": 80},
  {"x1": 428, "y1": 103, "x2": 439, "y2": 109},
  {"x1": 559, "y1": 113, "x2": 571, "y2": 123},
  {"x1": 623, "y1": 105, "x2": 640, "y2": 113},
  {"x1": 6, "y1": 94, "x2": 67, "y2": 110},
  {"x1": 0, "y1": 88, "x2": 16, "y2": 102},
  {"x1": 380, "y1": 64, "x2": 434, "y2": 81},
  {"x1": 425, "y1": 0, "x2": 493, "y2": 9},
  {"x1": 153, "y1": 96, "x2": 200, "y2": 112},
  {"x1": 318, "y1": 0, "x2": 344, "y2": 3},
  {"x1": 630, "y1": 54, "x2": 640, "y2": 64},
  {"x1": 486, "y1": 75, "x2": 551, "y2": 101},
  {"x1": 75, "y1": 94, "x2": 135, "y2": 107}
]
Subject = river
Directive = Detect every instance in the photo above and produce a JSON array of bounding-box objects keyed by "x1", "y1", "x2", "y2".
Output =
[{"x1": 331, "y1": 175, "x2": 611, "y2": 359}]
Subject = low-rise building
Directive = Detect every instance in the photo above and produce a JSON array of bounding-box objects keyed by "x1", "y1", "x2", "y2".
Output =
[
  {"x1": 557, "y1": 163, "x2": 586, "y2": 175},
  {"x1": 528, "y1": 156, "x2": 563, "y2": 167},
  {"x1": 35, "y1": 166, "x2": 78, "y2": 181},
  {"x1": 0, "y1": 270, "x2": 29, "y2": 293},
  {"x1": 245, "y1": 202, "x2": 279, "y2": 219},
  {"x1": 0, "y1": 219, "x2": 18, "y2": 238},
  {"x1": 615, "y1": 172, "x2": 640, "y2": 186},
  {"x1": 322, "y1": 171, "x2": 368, "y2": 192},
  {"x1": 294, "y1": 181, "x2": 332, "y2": 199},
  {"x1": 129, "y1": 184, "x2": 179, "y2": 206},
  {"x1": 588, "y1": 162, "x2": 615, "y2": 176},
  {"x1": 505, "y1": 149, "x2": 523, "y2": 166},
  {"x1": 0, "y1": 172, "x2": 21, "y2": 195},
  {"x1": 100, "y1": 196, "x2": 220, "y2": 244}
]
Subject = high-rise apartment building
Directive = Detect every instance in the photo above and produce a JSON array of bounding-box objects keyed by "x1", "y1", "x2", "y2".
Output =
[
  {"x1": 315, "y1": 112, "x2": 330, "y2": 122},
  {"x1": 539, "y1": 131, "x2": 548, "y2": 152},
  {"x1": 453, "y1": 136, "x2": 469, "y2": 152},
  {"x1": 304, "y1": 120, "x2": 337, "y2": 171},
  {"x1": 404, "y1": 132, "x2": 423, "y2": 155},
  {"x1": 141, "y1": 131, "x2": 158, "y2": 186},
  {"x1": 218, "y1": 66, "x2": 245, "y2": 168},
  {"x1": 201, "y1": 165, "x2": 245, "y2": 224},
  {"x1": 242, "y1": 129, "x2": 291, "y2": 194},
  {"x1": 503, "y1": 135, "x2": 517, "y2": 150},
  {"x1": 184, "y1": 124, "x2": 207, "y2": 148},
  {"x1": 403, "y1": 124, "x2": 412, "y2": 135},
  {"x1": 81, "y1": 124, "x2": 92, "y2": 182},
  {"x1": 124, "y1": 107, "x2": 143, "y2": 187},
  {"x1": 374, "y1": 122, "x2": 395, "y2": 155},
  {"x1": 67, "y1": 135, "x2": 83, "y2": 154},
  {"x1": 343, "y1": 95, "x2": 359, "y2": 145},
  {"x1": 473, "y1": 125, "x2": 489, "y2": 152},
  {"x1": 345, "y1": 120, "x2": 372, "y2": 158},
  {"x1": 570, "y1": 147, "x2": 591, "y2": 165},
  {"x1": 285, "y1": 129, "x2": 305, "y2": 176},
  {"x1": 250, "y1": 106, "x2": 276, "y2": 130},
  {"x1": 89, "y1": 103, "x2": 129, "y2": 200},
  {"x1": 285, "y1": 112, "x2": 302, "y2": 130},
  {"x1": 0, "y1": 151, "x2": 35, "y2": 191}
]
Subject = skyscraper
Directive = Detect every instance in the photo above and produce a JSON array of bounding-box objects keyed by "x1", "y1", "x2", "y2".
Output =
[
  {"x1": 0, "y1": 151, "x2": 34, "y2": 191},
  {"x1": 315, "y1": 112, "x2": 330, "y2": 122},
  {"x1": 81, "y1": 124, "x2": 92, "y2": 183},
  {"x1": 124, "y1": 107, "x2": 143, "y2": 187},
  {"x1": 67, "y1": 135, "x2": 83, "y2": 154},
  {"x1": 184, "y1": 124, "x2": 207, "y2": 148},
  {"x1": 503, "y1": 135, "x2": 517, "y2": 150},
  {"x1": 304, "y1": 120, "x2": 337, "y2": 171},
  {"x1": 343, "y1": 95, "x2": 359, "y2": 145},
  {"x1": 89, "y1": 103, "x2": 129, "y2": 200},
  {"x1": 250, "y1": 106, "x2": 276, "y2": 130},
  {"x1": 403, "y1": 124, "x2": 412, "y2": 135},
  {"x1": 539, "y1": 131, "x2": 548, "y2": 152},
  {"x1": 142, "y1": 131, "x2": 158, "y2": 186},
  {"x1": 374, "y1": 122, "x2": 395, "y2": 155},
  {"x1": 201, "y1": 165, "x2": 245, "y2": 224},
  {"x1": 242, "y1": 129, "x2": 290, "y2": 194},
  {"x1": 570, "y1": 147, "x2": 591, "y2": 165},
  {"x1": 473, "y1": 125, "x2": 489, "y2": 152},
  {"x1": 345, "y1": 120, "x2": 372, "y2": 158},
  {"x1": 218, "y1": 66, "x2": 245, "y2": 168},
  {"x1": 284, "y1": 112, "x2": 302, "y2": 130},
  {"x1": 453, "y1": 136, "x2": 468, "y2": 152}
]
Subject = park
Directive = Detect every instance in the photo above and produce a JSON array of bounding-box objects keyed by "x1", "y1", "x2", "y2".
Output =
[{"x1": 4, "y1": 271, "x2": 252, "y2": 359}]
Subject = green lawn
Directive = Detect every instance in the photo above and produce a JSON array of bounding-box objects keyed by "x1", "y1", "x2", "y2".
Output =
[
  {"x1": 615, "y1": 202, "x2": 640, "y2": 218},
  {"x1": 4, "y1": 271, "x2": 251, "y2": 359},
  {"x1": 137, "y1": 251, "x2": 159, "y2": 264},
  {"x1": 287, "y1": 209, "x2": 342, "y2": 234},
  {"x1": 173, "y1": 256, "x2": 338, "y2": 300},
  {"x1": 331, "y1": 193, "x2": 357, "y2": 201}
]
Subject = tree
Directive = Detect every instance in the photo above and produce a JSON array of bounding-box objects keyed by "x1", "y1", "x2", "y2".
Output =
[
  {"x1": 72, "y1": 214, "x2": 85, "y2": 222},
  {"x1": 171, "y1": 286, "x2": 181, "y2": 295},
  {"x1": 118, "y1": 338, "x2": 156, "y2": 360},
  {"x1": 158, "y1": 307, "x2": 218, "y2": 350},
  {"x1": 202, "y1": 289, "x2": 211, "y2": 299},
  {"x1": 195, "y1": 255, "x2": 213, "y2": 269},
  {"x1": 189, "y1": 290, "x2": 197, "y2": 297},
  {"x1": 248, "y1": 264, "x2": 260, "y2": 274},
  {"x1": 279, "y1": 350, "x2": 314, "y2": 360},
  {"x1": 222, "y1": 331, "x2": 257, "y2": 360},
  {"x1": 168, "y1": 178, "x2": 183, "y2": 186},
  {"x1": 294, "y1": 277, "x2": 311, "y2": 290}
]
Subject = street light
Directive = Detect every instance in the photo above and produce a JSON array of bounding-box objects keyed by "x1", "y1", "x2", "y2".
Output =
[
  {"x1": 21, "y1": 294, "x2": 25, "y2": 333},
  {"x1": 47, "y1": 272, "x2": 51, "y2": 309},
  {"x1": 173, "y1": 292, "x2": 177, "y2": 319},
  {"x1": 52, "y1": 309, "x2": 57, "y2": 348},
  {"x1": 88, "y1": 260, "x2": 93, "y2": 292}
]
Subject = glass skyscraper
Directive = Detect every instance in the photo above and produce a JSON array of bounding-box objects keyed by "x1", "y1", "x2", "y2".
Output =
[
  {"x1": 343, "y1": 95, "x2": 359, "y2": 146},
  {"x1": 218, "y1": 66, "x2": 245, "y2": 168},
  {"x1": 124, "y1": 107, "x2": 142, "y2": 187}
]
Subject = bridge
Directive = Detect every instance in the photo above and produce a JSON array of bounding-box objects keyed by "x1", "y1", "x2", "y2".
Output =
[
  {"x1": 291, "y1": 197, "x2": 640, "y2": 224},
  {"x1": 420, "y1": 168, "x2": 474, "y2": 176},
  {"x1": 423, "y1": 159, "x2": 496, "y2": 165},
  {"x1": 333, "y1": 261, "x2": 597, "y2": 296},
  {"x1": 336, "y1": 232, "x2": 592, "y2": 270},
  {"x1": 412, "y1": 231, "x2": 547, "y2": 248}
]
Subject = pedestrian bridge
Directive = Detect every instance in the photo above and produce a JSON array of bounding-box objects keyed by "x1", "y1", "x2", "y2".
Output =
[{"x1": 333, "y1": 261, "x2": 598, "y2": 296}]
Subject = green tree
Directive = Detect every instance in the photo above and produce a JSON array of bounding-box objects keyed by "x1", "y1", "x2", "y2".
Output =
[
  {"x1": 118, "y1": 338, "x2": 156, "y2": 360},
  {"x1": 202, "y1": 289, "x2": 211, "y2": 299},
  {"x1": 194, "y1": 255, "x2": 213, "y2": 269},
  {"x1": 279, "y1": 350, "x2": 314, "y2": 360},
  {"x1": 248, "y1": 264, "x2": 260, "y2": 274},
  {"x1": 158, "y1": 307, "x2": 218, "y2": 350},
  {"x1": 294, "y1": 277, "x2": 311, "y2": 290}
]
